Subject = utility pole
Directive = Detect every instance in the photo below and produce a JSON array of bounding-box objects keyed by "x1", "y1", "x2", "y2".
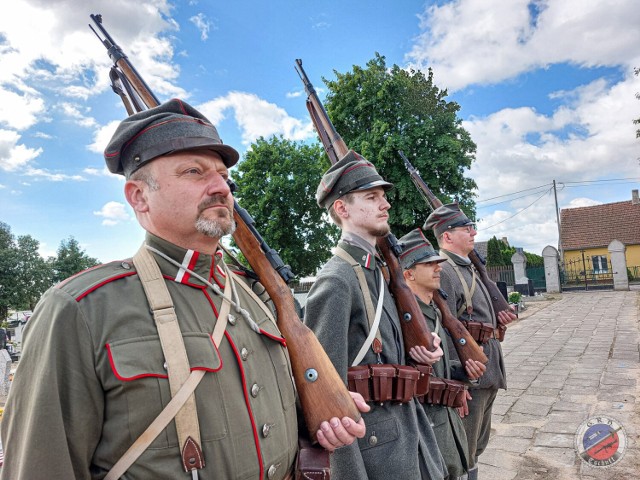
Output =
[{"x1": 553, "y1": 180, "x2": 563, "y2": 262}]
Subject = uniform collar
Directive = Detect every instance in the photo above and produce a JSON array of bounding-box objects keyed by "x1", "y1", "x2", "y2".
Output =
[
  {"x1": 337, "y1": 240, "x2": 379, "y2": 271},
  {"x1": 144, "y1": 233, "x2": 226, "y2": 289},
  {"x1": 416, "y1": 296, "x2": 438, "y2": 321},
  {"x1": 440, "y1": 248, "x2": 472, "y2": 266}
]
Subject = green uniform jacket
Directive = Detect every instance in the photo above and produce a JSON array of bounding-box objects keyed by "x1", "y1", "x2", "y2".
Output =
[
  {"x1": 304, "y1": 241, "x2": 446, "y2": 480},
  {"x1": 0, "y1": 234, "x2": 298, "y2": 480},
  {"x1": 417, "y1": 298, "x2": 470, "y2": 479},
  {"x1": 438, "y1": 250, "x2": 507, "y2": 391}
]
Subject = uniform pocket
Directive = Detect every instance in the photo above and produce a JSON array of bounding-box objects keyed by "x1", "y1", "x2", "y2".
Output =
[
  {"x1": 106, "y1": 333, "x2": 226, "y2": 448},
  {"x1": 358, "y1": 416, "x2": 400, "y2": 451}
]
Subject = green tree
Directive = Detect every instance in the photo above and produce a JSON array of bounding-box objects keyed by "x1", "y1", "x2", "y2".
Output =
[
  {"x1": 13, "y1": 235, "x2": 53, "y2": 310},
  {"x1": 323, "y1": 53, "x2": 477, "y2": 236},
  {"x1": 234, "y1": 136, "x2": 338, "y2": 277},
  {"x1": 51, "y1": 237, "x2": 100, "y2": 283},
  {"x1": 486, "y1": 236, "x2": 506, "y2": 266},
  {"x1": 0, "y1": 222, "x2": 17, "y2": 320}
]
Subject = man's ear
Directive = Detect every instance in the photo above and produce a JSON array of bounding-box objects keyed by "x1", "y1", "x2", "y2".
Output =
[
  {"x1": 403, "y1": 268, "x2": 414, "y2": 282},
  {"x1": 333, "y1": 198, "x2": 349, "y2": 219},
  {"x1": 124, "y1": 180, "x2": 150, "y2": 213}
]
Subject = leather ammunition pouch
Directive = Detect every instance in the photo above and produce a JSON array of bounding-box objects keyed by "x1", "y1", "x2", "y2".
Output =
[
  {"x1": 463, "y1": 321, "x2": 506, "y2": 343},
  {"x1": 295, "y1": 437, "x2": 330, "y2": 480},
  {"x1": 422, "y1": 378, "x2": 467, "y2": 408},
  {"x1": 347, "y1": 364, "x2": 432, "y2": 404}
]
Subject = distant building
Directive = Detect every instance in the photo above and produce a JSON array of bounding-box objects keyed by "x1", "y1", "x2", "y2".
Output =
[{"x1": 560, "y1": 189, "x2": 640, "y2": 276}]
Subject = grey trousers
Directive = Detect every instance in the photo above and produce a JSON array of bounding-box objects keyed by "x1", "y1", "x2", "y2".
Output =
[{"x1": 461, "y1": 388, "x2": 498, "y2": 467}]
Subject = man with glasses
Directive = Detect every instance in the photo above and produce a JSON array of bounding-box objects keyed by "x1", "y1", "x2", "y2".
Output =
[{"x1": 424, "y1": 203, "x2": 516, "y2": 480}]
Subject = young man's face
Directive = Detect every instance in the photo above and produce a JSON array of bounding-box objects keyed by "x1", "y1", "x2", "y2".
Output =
[
  {"x1": 411, "y1": 260, "x2": 443, "y2": 292},
  {"x1": 340, "y1": 186, "x2": 391, "y2": 238}
]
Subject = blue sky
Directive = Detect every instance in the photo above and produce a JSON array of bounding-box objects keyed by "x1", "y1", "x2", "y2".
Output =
[{"x1": 1, "y1": 0, "x2": 639, "y2": 263}]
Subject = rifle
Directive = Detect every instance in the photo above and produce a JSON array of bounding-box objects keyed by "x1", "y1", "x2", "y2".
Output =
[
  {"x1": 295, "y1": 58, "x2": 437, "y2": 354},
  {"x1": 90, "y1": 14, "x2": 360, "y2": 443},
  {"x1": 399, "y1": 150, "x2": 514, "y2": 318}
]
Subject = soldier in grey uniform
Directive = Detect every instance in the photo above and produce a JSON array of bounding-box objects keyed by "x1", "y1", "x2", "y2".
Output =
[
  {"x1": 0, "y1": 99, "x2": 366, "y2": 480},
  {"x1": 304, "y1": 152, "x2": 448, "y2": 480},
  {"x1": 424, "y1": 204, "x2": 516, "y2": 480},
  {"x1": 399, "y1": 228, "x2": 488, "y2": 480}
]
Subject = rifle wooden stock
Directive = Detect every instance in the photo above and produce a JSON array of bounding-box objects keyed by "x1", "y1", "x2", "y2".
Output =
[
  {"x1": 377, "y1": 236, "x2": 435, "y2": 352},
  {"x1": 433, "y1": 292, "x2": 488, "y2": 365},
  {"x1": 399, "y1": 151, "x2": 514, "y2": 318},
  {"x1": 91, "y1": 15, "x2": 360, "y2": 442},
  {"x1": 296, "y1": 59, "x2": 436, "y2": 353},
  {"x1": 232, "y1": 209, "x2": 361, "y2": 441}
]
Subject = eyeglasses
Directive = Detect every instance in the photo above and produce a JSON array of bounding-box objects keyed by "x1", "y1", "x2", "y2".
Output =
[{"x1": 448, "y1": 224, "x2": 476, "y2": 233}]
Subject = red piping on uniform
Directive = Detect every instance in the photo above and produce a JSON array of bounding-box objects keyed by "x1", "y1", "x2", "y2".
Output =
[
  {"x1": 75, "y1": 272, "x2": 137, "y2": 301},
  {"x1": 260, "y1": 329, "x2": 287, "y2": 347},
  {"x1": 164, "y1": 274, "x2": 206, "y2": 290},
  {"x1": 105, "y1": 342, "x2": 223, "y2": 381},
  {"x1": 227, "y1": 331, "x2": 265, "y2": 479}
]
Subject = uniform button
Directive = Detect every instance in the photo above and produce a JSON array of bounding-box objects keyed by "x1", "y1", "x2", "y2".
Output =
[
  {"x1": 267, "y1": 464, "x2": 278, "y2": 478},
  {"x1": 163, "y1": 362, "x2": 168, "y2": 370},
  {"x1": 251, "y1": 383, "x2": 260, "y2": 397},
  {"x1": 228, "y1": 314, "x2": 236, "y2": 326},
  {"x1": 262, "y1": 423, "x2": 274, "y2": 437},
  {"x1": 241, "y1": 348, "x2": 249, "y2": 360},
  {"x1": 368, "y1": 434, "x2": 378, "y2": 446},
  {"x1": 121, "y1": 261, "x2": 131, "y2": 270}
]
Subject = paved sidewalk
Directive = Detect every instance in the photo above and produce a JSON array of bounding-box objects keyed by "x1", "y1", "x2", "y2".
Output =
[{"x1": 479, "y1": 290, "x2": 640, "y2": 480}]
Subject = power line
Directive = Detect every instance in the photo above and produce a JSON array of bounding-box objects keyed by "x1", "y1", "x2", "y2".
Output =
[
  {"x1": 477, "y1": 188, "x2": 553, "y2": 209},
  {"x1": 479, "y1": 187, "x2": 553, "y2": 232},
  {"x1": 476, "y1": 182, "x2": 551, "y2": 204}
]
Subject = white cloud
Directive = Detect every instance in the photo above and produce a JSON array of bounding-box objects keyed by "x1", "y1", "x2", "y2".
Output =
[
  {"x1": 564, "y1": 197, "x2": 602, "y2": 209},
  {"x1": 190, "y1": 13, "x2": 213, "y2": 41},
  {"x1": 24, "y1": 167, "x2": 86, "y2": 181},
  {"x1": 407, "y1": 0, "x2": 640, "y2": 91},
  {"x1": 0, "y1": 129, "x2": 42, "y2": 171},
  {"x1": 93, "y1": 201, "x2": 131, "y2": 226},
  {"x1": 197, "y1": 92, "x2": 315, "y2": 145},
  {"x1": 89, "y1": 120, "x2": 121, "y2": 154}
]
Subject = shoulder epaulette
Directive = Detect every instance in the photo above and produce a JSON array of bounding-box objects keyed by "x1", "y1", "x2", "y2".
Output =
[{"x1": 56, "y1": 259, "x2": 138, "y2": 301}]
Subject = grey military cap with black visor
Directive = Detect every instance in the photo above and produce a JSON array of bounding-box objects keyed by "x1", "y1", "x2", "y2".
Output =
[
  {"x1": 398, "y1": 228, "x2": 447, "y2": 270},
  {"x1": 104, "y1": 98, "x2": 240, "y2": 178},
  {"x1": 423, "y1": 202, "x2": 475, "y2": 238},
  {"x1": 316, "y1": 150, "x2": 393, "y2": 208}
]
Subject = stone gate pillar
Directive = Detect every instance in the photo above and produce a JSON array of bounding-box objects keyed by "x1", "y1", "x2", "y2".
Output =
[
  {"x1": 542, "y1": 245, "x2": 561, "y2": 293},
  {"x1": 608, "y1": 240, "x2": 628, "y2": 291}
]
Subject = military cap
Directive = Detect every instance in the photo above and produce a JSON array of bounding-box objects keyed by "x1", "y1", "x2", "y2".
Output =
[
  {"x1": 398, "y1": 228, "x2": 446, "y2": 270},
  {"x1": 316, "y1": 150, "x2": 393, "y2": 208},
  {"x1": 423, "y1": 202, "x2": 475, "y2": 238},
  {"x1": 104, "y1": 98, "x2": 239, "y2": 177}
]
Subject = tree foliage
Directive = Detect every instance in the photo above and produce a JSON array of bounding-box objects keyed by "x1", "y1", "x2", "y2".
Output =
[
  {"x1": 0, "y1": 224, "x2": 101, "y2": 318},
  {"x1": 51, "y1": 237, "x2": 100, "y2": 284},
  {"x1": 486, "y1": 236, "x2": 506, "y2": 266},
  {"x1": 234, "y1": 136, "x2": 338, "y2": 277},
  {"x1": 323, "y1": 53, "x2": 478, "y2": 237}
]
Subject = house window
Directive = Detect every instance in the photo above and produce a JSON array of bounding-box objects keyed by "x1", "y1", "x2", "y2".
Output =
[{"x1": 592, "y1": 255, "x2": 608, "y2": 274}]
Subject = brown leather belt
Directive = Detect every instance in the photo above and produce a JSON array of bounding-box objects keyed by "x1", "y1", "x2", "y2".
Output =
[
  {"x1": 463, "y1": 321, "x2": 506, "y2": 343},
  {"x1": 347, "y1": 364, "x2": 432, "y2": 404}
]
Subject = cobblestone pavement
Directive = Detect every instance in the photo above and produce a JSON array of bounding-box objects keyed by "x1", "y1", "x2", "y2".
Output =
[{"x1": 479, "y1": 290, "x2": 640, "y2": 480}]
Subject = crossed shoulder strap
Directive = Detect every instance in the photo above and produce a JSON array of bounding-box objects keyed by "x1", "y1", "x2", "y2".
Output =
[
  {"x1": 105, "y1": 246, "x2": 231, "y2": 480},
  {"x1": 440, "y1": 250, "x2": 477, "y2": 317},
  {"x1": 334, "y1": 246, "x2": 384, "y2": 366}
]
